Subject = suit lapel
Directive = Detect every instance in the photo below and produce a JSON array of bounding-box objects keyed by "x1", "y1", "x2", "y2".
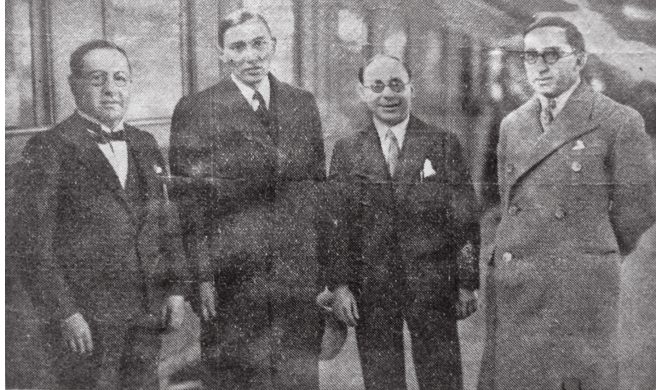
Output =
[
  {"x1": 393, "y1": 116, "x2": 433, "y2": 200},
  {"x1": 271, "y1": 75, "x2": 295, "y2": 170},
  {"x1": 352, "y1": 125, "x2": 394, "y2": 208},
  {"x1": 61, "y1": 114, "x2": 137, "y2": 223},
  {"x1": 508, "y1": 85, "x2": 599, "y2": 191}
]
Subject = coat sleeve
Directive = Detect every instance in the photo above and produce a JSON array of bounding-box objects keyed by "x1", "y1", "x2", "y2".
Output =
[
  {"x1": 324, "y1": 139, "x2": 362, "y2": 291},
  {"x1": 608, "y1": 109, "x2": 656, "y2": 256},
  {"x1": 15, "y1": 134, "x2": 79, "y2": 321},
  {"x1": 169, "y1": 95, "x2": 215, "y2": 284},
  {"x1": 442, "y1": 132, "x2": 481, "y2": 291}
]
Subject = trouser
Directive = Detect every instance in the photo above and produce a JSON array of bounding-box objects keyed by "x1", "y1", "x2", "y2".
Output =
[
  {"x1": 46, "y1": 319, "x2": 161, "y2": 389},
  {"x1": 355, "y1": 296, "x2": 462, "y2": 390}
]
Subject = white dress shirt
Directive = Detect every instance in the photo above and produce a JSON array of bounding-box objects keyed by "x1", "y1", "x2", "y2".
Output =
[
  {"x1": 374, "y1": 115, "x2": 410, "y2": 161},
  {"x1": 78, "y1": 110, "x2": 129, "y2": 188},
  {"x1": 231, "y1": 73, "x2": 271, "y2": 111}
]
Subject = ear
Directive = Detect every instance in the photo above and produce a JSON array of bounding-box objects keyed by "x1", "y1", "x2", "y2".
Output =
[
  {"x1": 576, "y1": 52, "x2": 588, "y2": 69},
  {"x1": 271, "y1": 37, "x2": 277, "y2": 55},
  {"x1": 218, "y1": 46, "x2": 228, "y2": 64},
  {"x1": 357, "y1": 83, "x2": 367, "y2": 102}
]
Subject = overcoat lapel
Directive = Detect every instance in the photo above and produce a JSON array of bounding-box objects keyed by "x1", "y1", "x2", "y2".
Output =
[
  {"x1": 271, "y1": 75, "x2": 295, "y2": 168},
  {"x1": 61, "y1": 114, "x2": 137, "y2": 223},
  {"x1": 508, "y1": 84, "x2": 599, "y2": 191}
]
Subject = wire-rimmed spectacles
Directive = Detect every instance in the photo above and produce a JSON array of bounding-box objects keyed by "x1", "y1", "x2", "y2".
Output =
[
  {"x1": 521, "y1": 48, "x2": 577, "y2": 65},
  {"x1": 362, "y1": 78, "x2": 407, "y2": 93}
]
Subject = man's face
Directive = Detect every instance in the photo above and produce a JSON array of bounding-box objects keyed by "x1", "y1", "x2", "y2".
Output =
[
  {"x1": 358, "y1": 57, "x2": 413, "y2": 126},
  {"x1": 69, "y1": 48, "x2": 131, "y2": 129},
  {"x1": 524, "y1": 26, "x2": 584, "y2": 98},
  {"x1": 220, "y1": 19, "x2": 276, "y2": 88}
]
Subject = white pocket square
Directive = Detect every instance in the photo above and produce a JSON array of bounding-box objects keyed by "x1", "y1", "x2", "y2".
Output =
[{"x1": 422, "y1": 159, "x2": 437, "y2": 178}]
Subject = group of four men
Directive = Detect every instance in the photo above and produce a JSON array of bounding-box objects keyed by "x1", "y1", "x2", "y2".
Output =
[{"x1": 12, "y1": 8, "x2": 655, "y2": 390}]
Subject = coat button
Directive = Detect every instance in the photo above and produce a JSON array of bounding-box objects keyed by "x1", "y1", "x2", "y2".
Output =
[
  {"x1": 506, "y1": 164, "x2": 514, "y2": 174},
  {"x1": 508, "y1": 205, "x2": 519, "y2": 215},
  {"x1": 571, "y1": 161, "x2": 582, "y2": 172},
  {"x1": 502, "y1": 252, "x2": 513, "y2": 263},
  {"x1": 554, "y1": 208, "x2": 566, "y2": 219}
]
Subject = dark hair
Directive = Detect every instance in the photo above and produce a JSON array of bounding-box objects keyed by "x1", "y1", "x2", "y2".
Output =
[
  {"x1": 524, "y1": 16, "x2": 586, "y2": 53},
  {"x1": 358, "y1": 55, "x2": 412, "y2": 84},
  {"x1": 218, "y1": 9, "x2": 273, "y2": 48},
  {"x1": 69, "y1": 39, "x2": 130, "y2": 77}
]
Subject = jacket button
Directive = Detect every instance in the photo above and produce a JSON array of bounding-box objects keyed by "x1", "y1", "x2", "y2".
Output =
[
  {"x1": 554, "y1": 209, "x2": 566, "y2": 219},
  {"x1": 508, "y1": 205, "x2": 519, "y2": 215},
  {"x1": 506, "y1": 164, "x2": 514, "y2": 174},
  {"x1": 502, "y1": 252, "x2": 513, "y2": 263},
  {"x1": 571, "y1": 161, "x2": 582, "y2": 172}
]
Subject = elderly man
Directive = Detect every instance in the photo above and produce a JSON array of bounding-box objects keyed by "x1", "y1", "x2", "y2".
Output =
[
  {"x1": 169, "y1": 9, "x2": 326, "y2": 389},
  {"x1": 10, "y1": 40, "x2": 188, "y2": 389},
  {"x1": 327, "y1": 55, "x2": 480, "y2": 390},
  {"x1": 478, "y1": 17, "x2": 656, "y2": 390}
]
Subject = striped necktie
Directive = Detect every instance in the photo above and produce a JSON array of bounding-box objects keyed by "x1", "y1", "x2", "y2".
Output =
[
  {"x1": 386, "y1": 128, "x2": 400, "y2": 177},
  {"x1": 541, "y1": 98, "x2": 557, "y2": 128}
]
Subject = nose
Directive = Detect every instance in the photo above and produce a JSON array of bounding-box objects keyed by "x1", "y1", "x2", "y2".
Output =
[
  {"x1": 102, "y1": 79, "x2": 121, "y2": 94},
  {"x1": 533, "y1": 56, "x2": 549, "y2": 72},
  {"x1": 243, "y1": 44, "x2": 262, "y2": 62}
]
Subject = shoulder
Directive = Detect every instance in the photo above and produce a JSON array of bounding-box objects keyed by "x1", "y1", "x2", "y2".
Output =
[
  {"x1": 173, "y1": 78, "x2": 234, "y2": 114},
  {"x1": 593, "y1": 92, "x2": 644, "y2": 125},
  {"x1": 125, "y1": 124, "x2": 161, "y2": 150},
  {"x1": 273, "y1": 78, "x2": 318, "y2": 104}
]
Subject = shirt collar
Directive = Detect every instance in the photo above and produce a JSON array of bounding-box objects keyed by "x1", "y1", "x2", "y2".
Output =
[
  {"x1": 373, "y1": 115, "x2": 410, "y2": 149},
  {"x1": 231, "y1": 73, "x2": 271, "y2": 109},
  {"x1": 537, "y1": 77, "x2": 581, "y2": 119},
  {"x1": 77, "y1": 109, "x2": 125, "y2": 133}
]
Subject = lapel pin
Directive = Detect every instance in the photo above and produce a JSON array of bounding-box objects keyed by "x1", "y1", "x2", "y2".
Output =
[
  {"x1": 572, "y1": 140, "x2": 585, "y2": 150},
  {"x1": 571, "y1": 161, "x2": 582, "y2": 172},
  {"x1": 154, "y1": 165, "x2": 163, "y2": 174}
]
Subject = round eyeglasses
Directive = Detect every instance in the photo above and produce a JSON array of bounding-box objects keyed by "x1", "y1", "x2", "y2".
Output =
[
  {"x1": 522, "y1": 49, "x2": 577, "y2": 65},
  {"x1": 363, "y1": 79, "x2": 407, "y2": 93}
]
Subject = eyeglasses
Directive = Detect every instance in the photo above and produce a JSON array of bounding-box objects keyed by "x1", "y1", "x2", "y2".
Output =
[
  {"x1": 362, "y1": 78, "x2": 407, "y2": 93},
  {"x1": 79, "y1": 71, "x2": 131, "y2": 87},
  {"x1": 522, "y1": 48, "x2": 577, "y2": 65}
]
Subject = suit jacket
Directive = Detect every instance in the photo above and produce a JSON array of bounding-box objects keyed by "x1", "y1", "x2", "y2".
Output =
[
  {"x1": 169, "y1": 73, "x2": 326, "y2": 306},
  {"x1": 327, "y1": 115, "x2": 480, "y2": 310},
  {"x1": 479, "y1": 84, "x2": 656, "y2": 390},
  {"x1": 10, "y1": 113, "x2": 189, "y2": 326}
]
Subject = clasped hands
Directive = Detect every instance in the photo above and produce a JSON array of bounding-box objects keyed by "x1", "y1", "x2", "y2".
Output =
[
  {"x1": 329, "y1": 285, "x2": 479, "y2": 326},
  {"x1": 60, "y1": 295, "x2": 186, "y2": 354}
]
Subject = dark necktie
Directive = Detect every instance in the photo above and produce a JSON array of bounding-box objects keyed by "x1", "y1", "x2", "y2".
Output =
[
  {"x1": 85, "y1": 119, "x2": 126, "y2": 144},
  {"x1": 253, "y1": 90, "x2": 271, "y2": 128},
  {"x1": 541, "y1": 98, "x2": 557, "y2": 128},
  {"x1": 386, "y1": 129, "x2": 400, "y2": 177}
]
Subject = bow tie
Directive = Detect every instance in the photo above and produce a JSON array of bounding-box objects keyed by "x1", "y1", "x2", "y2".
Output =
[{"x1": 86, "y1": 123, "x2": 126, "y2": 144}]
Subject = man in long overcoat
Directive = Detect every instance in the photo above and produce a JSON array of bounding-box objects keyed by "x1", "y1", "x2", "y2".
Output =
[
  {"x1": 328, "y1": 55, "x2": 480, "y2": 390},
  {"x1": 478, "y1": 17, "x2": 656, "y2": 390},
  {"x1": 8, "y1": 40, "x2": 189, "y2": 389},
  {"x1": 168, "y1": 9, "x2": 326, "y2": 389}
]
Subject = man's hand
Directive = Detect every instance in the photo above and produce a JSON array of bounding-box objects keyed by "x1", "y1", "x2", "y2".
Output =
[
  {"x1": 161, "y1": 295, "x2": 186, "y2": 331},
  {"x1": 332, "y1": 285, "x2": 359, "y2": 327},
  {"x1": 61, "y1": 312, "x2": 93, "y2": 354},
  {"x1": 199, "y1": 281, "x2": 217, "y2": 321},
  {"x1": 456, "y1": 288, "x2": 478, "y2": 319}
]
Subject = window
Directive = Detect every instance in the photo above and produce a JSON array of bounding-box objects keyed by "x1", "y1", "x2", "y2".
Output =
[{"x1": 5, "y1": 0, "x2": 34, "y2": 129}]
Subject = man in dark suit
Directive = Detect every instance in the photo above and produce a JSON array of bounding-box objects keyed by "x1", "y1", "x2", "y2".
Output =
[
  {"x1": 168, "y1": 9, "x2": 326, "y2": 389},
  {"x1": 478, "y1": 17, "x2": 656, "y2": 390},
  {"x1": 10, "y1": 40, "x2": 189, "y2": 389},
  {"x1": 327, "y1": 55, "x2": 480, "y2": 390}
]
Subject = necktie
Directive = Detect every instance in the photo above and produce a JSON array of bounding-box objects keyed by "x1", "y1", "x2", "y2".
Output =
[
  {"x1": 253, "y1": 90, "x2": 271, "y2": 128},
  {"x1": 386, "y1": 128, "x2": 400, "y2": 177},
  {"x1": 86, "y1": 122, "x2": 126, "y2": 144},
  {"x1": 541, "y1": 98, "x2": 557, "y2": 128}
]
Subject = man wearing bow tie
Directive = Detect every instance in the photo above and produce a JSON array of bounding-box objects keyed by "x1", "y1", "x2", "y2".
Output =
[
  {"x1": 326, "y1": 55, "x2": 480, "y2": 390},
  {"x1": 169, "y1": 9, "x2": 326, "y2": 389},
  {"x1": 11, "y1": 40, "x2": 189, "y2": 389},
  {"x1": 478, "y1": 17, "x2": 656, "y2": 390}
]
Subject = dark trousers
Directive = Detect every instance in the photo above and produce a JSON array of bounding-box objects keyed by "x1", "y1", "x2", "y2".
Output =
[
  {"x1": 199, "y1": 267, "x2": 321, "y2": 389},
  {"x1": 356, "y1": 296, "x2": 463, "y2": 390},
  {"x1": 46, "y1": 320, "x2": 161, "y2": 389}
]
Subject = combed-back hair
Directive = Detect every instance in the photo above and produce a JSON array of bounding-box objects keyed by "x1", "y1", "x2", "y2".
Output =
[
  {"x1": 69, "y1": 39, "x2": 130, "y2": 77},
  {"x1": 218, "y1": 9, "x2": 273, "y2": 48},
  {"x1": 358, "y1": 54, "x2": 412, "y2": 84},
  {"x1": 524, "y1": 16, "x2": 586, "y2": 53}
]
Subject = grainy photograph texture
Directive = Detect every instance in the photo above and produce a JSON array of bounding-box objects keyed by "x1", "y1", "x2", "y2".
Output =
[{"x1": 5, "y1": 1, "x2": 656, "y2": 390}]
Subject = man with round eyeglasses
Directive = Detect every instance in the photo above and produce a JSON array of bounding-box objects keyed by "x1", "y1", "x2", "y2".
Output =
[
  {"x1": 9, "y1": 39, "x2": 189, "y2": 389},
  {"x1": 326, "y1": 54, "x2": 480, "y2": 389},
  {"x1": 478, "y1": 16, "x2": 655, "y2": 390}
]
